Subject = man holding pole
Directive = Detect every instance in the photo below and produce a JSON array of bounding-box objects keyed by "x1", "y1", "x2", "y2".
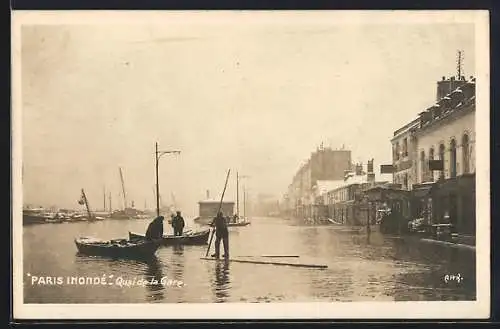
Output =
[
  {"x1": 211, "y1": 211, "x2": 229, "y2": 259},
  {"x1": 205, "y1": 169, "x2": 231, "y2": 260}
]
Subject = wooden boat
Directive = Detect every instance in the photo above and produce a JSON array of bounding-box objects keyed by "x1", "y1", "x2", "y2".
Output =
[
  {"x1": 23, "y1": 208, "x2": 49, "y2": 225},
  {"x1": 227, "y1": 220, "x2": 251, "y2": 227},
  {"x1": 128, "y1": 229, "x2": 211, "y2": 246},
  {"x1": 74, "y1": 236, "x2": 161, "y2": 259}
]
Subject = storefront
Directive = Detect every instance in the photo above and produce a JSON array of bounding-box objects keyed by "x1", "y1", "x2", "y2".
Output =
[
  {"x1": 411, "y1": 183, "x2": 434, "y2": 225},
  {"x1": 362, "y1": 186, "x2": 411, "y2": 234},
  {"x1": 430, "y1": 173, "x2": 475, "y2": 236}
]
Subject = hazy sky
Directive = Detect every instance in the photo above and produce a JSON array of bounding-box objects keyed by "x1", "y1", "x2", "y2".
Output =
[{"x1": 20, "y1": 13, "x2": 475, "y2": 217}]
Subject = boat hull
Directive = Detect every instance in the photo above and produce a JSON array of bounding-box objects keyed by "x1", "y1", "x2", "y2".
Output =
[
  {"x1": 194, "y1": 216, "x2": 251, "y2": 227},
  {"x1": 129, "y1": 229, "x2": 210, "y2": 246},
  {"x1": 193, "y1": 216, "x2": 212, "y2": 225},
  {"x1": 23, "y1": 214, "x2": 48, "y2": 225},
  {"x1": 227, "y1": 221, "x2": 251, "y2": 227},
  {"x1": 74, "y1": 237, "x2": 161, "y2": 259}
]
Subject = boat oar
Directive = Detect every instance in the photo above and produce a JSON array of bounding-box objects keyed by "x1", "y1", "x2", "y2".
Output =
[{"x1": 205, "y1": 169, "x2": 231, "y2": 257}]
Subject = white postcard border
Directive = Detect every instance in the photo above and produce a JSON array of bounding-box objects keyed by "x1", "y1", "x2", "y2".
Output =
[{"x1": 12, "y1": 10, "x2": 490, "y2": 320}]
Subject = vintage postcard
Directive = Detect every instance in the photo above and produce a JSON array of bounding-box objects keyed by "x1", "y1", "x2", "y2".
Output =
[{"x1": 12, "y1": 10, "x2": 490, "y2": 319}]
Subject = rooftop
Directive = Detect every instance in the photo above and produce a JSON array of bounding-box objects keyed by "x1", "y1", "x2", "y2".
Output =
[
  {"x1": 392, "y1": 77, "x2": 475, "y2": 139},
  {"x1": 418, "y1": 80, "x2": 475, "y2": 130}
]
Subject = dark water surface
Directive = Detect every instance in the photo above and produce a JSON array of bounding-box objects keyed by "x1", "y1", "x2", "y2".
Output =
[{"x1": 23, "y1": 217, "x2": 476, "y2": 303}]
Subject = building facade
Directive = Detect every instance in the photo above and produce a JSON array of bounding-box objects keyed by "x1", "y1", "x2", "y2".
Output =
[
  {"x1": 315, "y1": 161, "x2": 389, "y2": 225},
  {"x1": 391, "y1": 74, "x2": 476, "y2": 236},
  {"x1": 391, "y1": 118, "x2": 419, "y2": 190},
  {"x1": 286, "y1": 146, "x2": 352, "y2": 218}
]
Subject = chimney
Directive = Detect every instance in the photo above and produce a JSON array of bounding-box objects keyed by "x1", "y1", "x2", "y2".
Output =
[
  {"x1": 206, "y1": 190, "x2": 210, "y2": 199},
  {"x1": 367, "y1": 159, "x2": 374, "y2": 174},
  {"x1": 436, "y1": 76, "x2": 466, "y2": 102},
  {"x1": 367, "y1": 159, "x2": 375, "y2": 183},
  {"x1": 355, "y1": 163, "x2": 363, "y2": 176}
]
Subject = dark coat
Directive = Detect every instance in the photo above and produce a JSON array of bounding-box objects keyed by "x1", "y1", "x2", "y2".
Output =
[
  {"x1": 172, "y1": 215, "x2": 185, "y2": 229},
  {"x1": 211, "y1": 214, "x2": 228, "y2": 237},
  {"x1": 145, "y1": 216, "x2": 164, "y2": 240}
]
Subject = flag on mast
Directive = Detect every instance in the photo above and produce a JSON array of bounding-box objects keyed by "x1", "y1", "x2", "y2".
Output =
[{"x1": 77, "y1": 190, "x2": 85, "y2": 205}]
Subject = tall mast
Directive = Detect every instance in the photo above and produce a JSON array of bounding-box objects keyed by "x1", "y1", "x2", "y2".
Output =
[
  {"x1": 103, "y1": 186, "x2": 106, "y2": 212},
  {"x1": 119, "y1": 167, "x2": 127, "y2": 209},
  {"x1": 457, "y1": 50, "x2": 463, "y2": 79},
  {"x1": 81, "y1": 188, "x2": 93, "y2": 219},
  {"x1": 155, "y1": 142, "x2": 160, "y2": 217},
  {"x1": 108, "y1": 192, "x2": 112, "y2": 213},
  {"x1": 243, "y1": 184, "x2": 246, "y2": 218},
  {"x1": 236, "y1": 172, "x2": 239, "y2": 217},
  {"x1": 171, "y1": 192, "x2": 177, "y2": 212}
]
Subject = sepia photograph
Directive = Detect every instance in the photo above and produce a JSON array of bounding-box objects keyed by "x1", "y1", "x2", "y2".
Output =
[{"x1": 12, "y1": 10, "x2": 490, "y2": 319}]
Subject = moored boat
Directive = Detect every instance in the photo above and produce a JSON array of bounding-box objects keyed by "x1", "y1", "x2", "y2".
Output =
[
  {"x1": 23, "y1": 208, "x2": 49, "y2": 225},
  {"x1": 74, "y1": 236, "x2": 161, "y2": 259},
  {"x1": 128, "y1": 229, "x2": 211, "y2": 246},
  {"x1": 227, "y1": 220, "x2": 251, "y2": 227}
]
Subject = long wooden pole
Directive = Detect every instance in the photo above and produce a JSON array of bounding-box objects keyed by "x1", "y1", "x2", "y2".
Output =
[
  {"x1": 205, "y1": 169, "x2": 231, "y2": 257},
  {"x1": 155, "y1": 142, "x2": 160, "y2": 217},
  {"x1": 200, "y1": 257, "x2": 328, "y2": 269},
  {"x1": 236, "y1": 172, "x2": 239, "y2": 217}
]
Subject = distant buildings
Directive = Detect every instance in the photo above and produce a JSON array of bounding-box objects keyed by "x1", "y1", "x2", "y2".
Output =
[
  {"x1": 285, "y1": 145, "x2": 352, "y2": 218},
  {"x1": 315, "y1": 160, "x2": 389, "y2": 225}
]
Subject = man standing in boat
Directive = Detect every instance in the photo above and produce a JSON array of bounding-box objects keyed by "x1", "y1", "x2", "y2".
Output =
[
  {"x1": 145, "y1": 216, "x2": 164, "y2": 240},
  {"x1": 172, "y1": 211, "x2": 185, "y2": 236},
  {"x1": 211, "y1": 211, "x2": 229, "y2": 259}
]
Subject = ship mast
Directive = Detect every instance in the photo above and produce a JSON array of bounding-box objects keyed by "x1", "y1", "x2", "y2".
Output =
[
  {"x1": 236, "y1": 172, "x2": 239, "y2": 217},
  {"x1": 81, "y1": 188, "x2": 93, "y2": 219},
  {"x1": 119, "y1": 167, "x2": 127, "y2": 210}
]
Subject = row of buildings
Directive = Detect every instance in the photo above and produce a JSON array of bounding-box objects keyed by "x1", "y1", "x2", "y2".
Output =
[{"x1": 282, "y1": 71, "x2": 476, "y2": 237}]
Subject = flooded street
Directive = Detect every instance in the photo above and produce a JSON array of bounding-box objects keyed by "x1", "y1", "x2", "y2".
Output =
[{"x1": 23, "y1": 217, "x2": 476, "y2": 303}]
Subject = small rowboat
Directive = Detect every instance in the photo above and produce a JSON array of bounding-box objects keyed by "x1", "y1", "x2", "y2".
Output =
[
  {"x1": 128, "y1": 229, "x2": 211, "y2": 246},
  {"x1": 227, "y1": 220, "x2": 251, "y2": 227},
  {"x1": 74, "y1": 236, "x2": 161, "y2": 259}
]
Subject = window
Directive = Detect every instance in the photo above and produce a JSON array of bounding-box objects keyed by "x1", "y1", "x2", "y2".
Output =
[
  {"x1": 462, "y1": 134, "x2": 470, "y2": 174},
  {"x1": 395, "y1": 142, "x2": 400, "y2": 161},
  {"x1": 439, "y1": 144, "x2": 445, "y2": 179},
  {"x1": 450, "y1": 139, "x2": 457, "y2": 178},
  {"x1": 420, "y1": 150, "x2": 426, "y2": 183},
  {"x1": 403, "y1": 138, "x2": 408, "y2": 157},
  {"x1": 404, "y1": 173, "x2": 408, "y2": 189},
  {"x1": 428, "y1": 147, "x2": 435, "y2": 182}
]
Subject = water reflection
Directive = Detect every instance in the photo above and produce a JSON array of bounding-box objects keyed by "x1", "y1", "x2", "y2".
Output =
[
  {"x1": 24, "y1": 217, "x2": 476, "y2": 303},
  {"x1": 144, "y1": 256, "x2": 164, "y2": 302},
  {"x1": 170, "y1": 244, "x2": 186, "y2": 302},
  {"x1": 212, "y1": 260, "x2": 231, "y2": 303}
]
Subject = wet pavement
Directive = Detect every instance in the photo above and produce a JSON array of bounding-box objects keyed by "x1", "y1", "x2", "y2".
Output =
[{"x1": 23, "y1": 216, "x2": 476, "y2": 303}]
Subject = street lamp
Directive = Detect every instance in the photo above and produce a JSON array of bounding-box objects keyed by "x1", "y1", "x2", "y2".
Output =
[{"x1": 155, "y1": 142, "x2": 180, "y2": 217}]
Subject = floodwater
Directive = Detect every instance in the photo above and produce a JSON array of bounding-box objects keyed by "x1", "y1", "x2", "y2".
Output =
[{"x1": 23, "y1": 216, "x2": 476, "y2": 303}]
